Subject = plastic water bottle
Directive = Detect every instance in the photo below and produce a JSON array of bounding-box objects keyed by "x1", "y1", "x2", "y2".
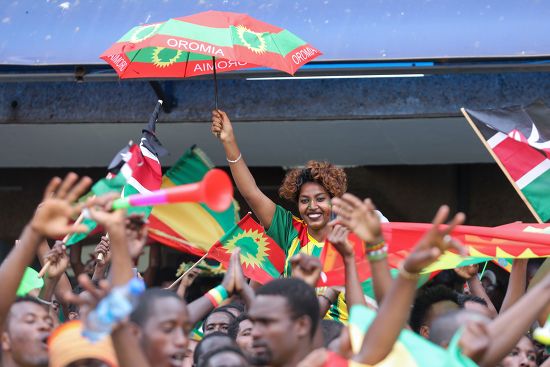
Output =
[{"x1": 82, "y1": 277, "x2": 145, "y2": 342}]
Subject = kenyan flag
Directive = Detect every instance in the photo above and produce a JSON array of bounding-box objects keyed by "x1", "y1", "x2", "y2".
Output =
[
  {"x1": 100, "y1": 10, "x2": 322, "y2": 78},
  {"x1": 463, "y1": 101, "x2": 550, "y2": 222},
  {"x1": 207, "y1": 213, "x2": 286, "y2": 284}
]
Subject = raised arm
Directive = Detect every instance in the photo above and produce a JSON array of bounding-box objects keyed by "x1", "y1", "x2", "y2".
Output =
[
  {"x1": 455, "y1": 264, "x2": 498, "y2": 318},
  {"x1": 356, "y1": 205, "x2": 466, "y2": 365},
  {"x1": 327, "y1": 224, "x2": 366, "y2": 308},
  {"x1": 0, "y1": 173, "x2": 91, "y2": 326},
  {"x1": 499, "y1": 259, "x2": 527, "y2": 313},
  {"x1": 211, "y1": 110, "x2": 276, "y2": 228},
  {"x1": 478, "y1": 270, "x2": 550, "y2": 367},
  {"x1": 331, "y1": 194, "x2": 393, "y2": 304},
  {"x1": 86, "y1": 194, "x2": 132, "y2": 287}
]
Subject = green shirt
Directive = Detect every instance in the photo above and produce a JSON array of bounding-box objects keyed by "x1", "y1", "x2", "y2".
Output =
[{"x1": 267, "y1": 205, "x2": 349, "y2": 323}]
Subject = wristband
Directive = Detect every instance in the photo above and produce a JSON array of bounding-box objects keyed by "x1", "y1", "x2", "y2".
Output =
[
  {"x1": 205, "y1": 285, "x2": 229, "y2": 307},
  {"x1": 367, "y1": 244, "x2": 388, "y2": 262},
  {"x1": 366, "y1": 240, "x2": 385, "y2": 251},
  {"x1": 398, "y1": 262, "x2": 420, "y2": 281}
]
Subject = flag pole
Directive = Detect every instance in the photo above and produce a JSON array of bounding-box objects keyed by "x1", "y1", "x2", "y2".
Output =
[
  {"x1": 165, "y1": 252, "x2": 209, "y2": 290},
  {"x1": 37, "y1": 210, "x2": 87, "y2": 278},
  {"x1": 461, "y1": 108, "x2": 544, "y2": 224}
]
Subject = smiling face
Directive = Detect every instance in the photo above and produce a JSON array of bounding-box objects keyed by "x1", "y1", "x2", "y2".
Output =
[
  {"x1": 297, "y1": 182, "x2": 332, "y2": 232},
  {"x1": 2, "y1": 301, "x2": 53, "y2": 367},
  {"x1": 141, "y1": 297, "x2": 191, "y2": 367}
]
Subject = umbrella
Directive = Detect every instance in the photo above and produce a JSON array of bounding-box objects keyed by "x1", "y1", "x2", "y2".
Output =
[{"x1": 100, "y1": 10, "x2": 322, "y2": 107}]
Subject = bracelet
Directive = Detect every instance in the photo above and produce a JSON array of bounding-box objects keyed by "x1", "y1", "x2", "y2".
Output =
[
  {"x1": 35, "y1": 297, "x2": 53, "y2": 306},
  {"x1": 205, "y1": 285, "x2": 229, "y2": 307},
  {"x1": 367, "y1": 244, "x2": 388, "y2": 262},
  {"x1": 366, "y1": 240, "x2": 385, "y2": 251},
  {"x1": 226, "y1": 153, "x2": 242, "y2": 164},
  {"x1": 367, "y1": 248, "x2": 388, "y2": 262},
  {"x1": 399, "y1": 262, "x2": 420, "y2": 281}
]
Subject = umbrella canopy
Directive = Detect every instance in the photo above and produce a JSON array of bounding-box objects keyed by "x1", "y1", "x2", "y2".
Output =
[{"x1": 100, "y1": 10, "x2": 322, "y2": 79}]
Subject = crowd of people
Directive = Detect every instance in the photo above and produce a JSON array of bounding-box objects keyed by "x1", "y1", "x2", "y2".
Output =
[{"x1": 0, "y1": 110, "x2": 549, "y2": 367}]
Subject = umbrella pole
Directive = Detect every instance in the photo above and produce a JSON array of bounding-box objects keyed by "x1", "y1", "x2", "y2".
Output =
[{"x1": 212, "y1": 57, "x2": 219, "y2": 110}]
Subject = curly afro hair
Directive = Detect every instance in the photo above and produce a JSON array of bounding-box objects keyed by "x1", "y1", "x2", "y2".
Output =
[{"x1": 278, "y1": 160, "x2": 347, "y2": 202}]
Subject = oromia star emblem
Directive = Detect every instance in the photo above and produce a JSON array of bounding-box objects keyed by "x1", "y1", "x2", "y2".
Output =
[
  {"x1": 224, "y1": 229, "x2": 269, "y2": 268},
  {"x1": 152, "y1": 47, "x2": 183, "y2": 68},
  {"x1": 236, "y1": 25, "x2": 267, "y2": 54}
]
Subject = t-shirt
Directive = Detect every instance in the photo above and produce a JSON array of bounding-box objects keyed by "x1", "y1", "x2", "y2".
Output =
[{"x1": 267, "y1": 204, "x2": 349, "y2": 323}]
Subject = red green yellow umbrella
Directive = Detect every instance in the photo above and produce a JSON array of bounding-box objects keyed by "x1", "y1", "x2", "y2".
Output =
[{"x1": 100, "y1": 10, "x2": 322, "y2": 79}]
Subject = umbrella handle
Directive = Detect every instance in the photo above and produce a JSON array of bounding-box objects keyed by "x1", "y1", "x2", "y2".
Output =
[{"x1": 212, "y1": 57, "x2": 219, "y2": 110}]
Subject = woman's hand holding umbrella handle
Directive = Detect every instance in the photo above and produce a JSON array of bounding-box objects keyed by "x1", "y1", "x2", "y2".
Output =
[{"x1": 211, "y1": 109, "x2": 235, "y2": 144}]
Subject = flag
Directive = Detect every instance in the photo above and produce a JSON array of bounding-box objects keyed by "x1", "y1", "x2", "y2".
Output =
[
  {"x1": 492, "y1": 258, "x2": 513, "y2": 272},
  {"x1": 382, "y1": 222, "x2": 550, "y2": 274},
  {"x1": 337, "y1": 305, "x2": 477, "y2": 367},
  {"x1": 462, "y1": 101, "x2": 550, "y2": 222},
  {"x1": 317, "y1": 234, "x2": 433, "y2": 290},
  {"x1": 65, "y1": 170, "x2": 128, "y2": 245},
  {"x1": 207, "y1": 213, "x2": 285, "y2": 284},
  {"x1": 148, "y1": 145, "x2": 240, "y2": 256},
  {"x1": 317, "y1": 234, "x2": 372, "y2": 287},
  {"x1": 65, "y1": 101, "x2": 165, "y2": 245},
  {"x1": 120, "y1": 100, "x2": 165, "y2": 218}
]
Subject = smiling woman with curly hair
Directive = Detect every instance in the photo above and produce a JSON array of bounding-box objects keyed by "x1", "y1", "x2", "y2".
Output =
[
  {"x1": 279, "y1": 161, "x2": 347, "y2": 203},
  {"x1": 211, "y1": 110, "x2": 383, "y2": 323}
]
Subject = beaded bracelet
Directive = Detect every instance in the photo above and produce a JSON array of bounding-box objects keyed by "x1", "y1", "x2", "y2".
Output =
[
  {"x1": 366, "y1": 240, "x2": 386, "y2": 252},
  {"x1": 367, "y1": 245, "x2": 388, "y2": 262},
  {"x1": 205, "y1": 285, "x2": 229, "y2": 307}
]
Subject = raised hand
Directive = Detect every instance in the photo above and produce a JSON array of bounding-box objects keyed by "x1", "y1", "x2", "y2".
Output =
[
  {"x1": 230, "y1": 248, "x2": 255, "y2": 306},
  {"x1": 231, "y1": 248, "x2": 246, "y2": 293},
  {"x1": 31, "y1": 173, "x2": 92, "y2": 238},
  {"x1": 327, "y1": 224, "x2": 354, "y2": 260},
  {"x1": 182, "y1": 268, "x2": 201, "y2": 288},
  {"x1": 85, "y1": 193, "x2": 125, "y2": 232},
  {"x1": 93, "y1": 236, "x2": 112, "y2": 267},
  {"x1": 290, "y1": 254, "x2": 322, "y2": 288},
  {"x1": 63, "y1": 273, "x2": 112, "y2": 322},
  {"x1": 331, "y1": 194, "x2": 383, "y2": 246},
  {"x1": 125, "y1": 214, "x2": 148, "y2": 260},
  {"x1": 403, "y1": 205, "x2": 466, "y2": 275},
  {"x1": 454, "y1": 264, "x2": 479, "y2": 280},
  {"x1": 211, "y1": 109, "x2": 234, "y2": 143},
  {"x1": 44, "y1": 241, "x2": 69, "y2": 278},
  {"x1": 221, "y1": 250, "x2": 237, "y2": 295}
]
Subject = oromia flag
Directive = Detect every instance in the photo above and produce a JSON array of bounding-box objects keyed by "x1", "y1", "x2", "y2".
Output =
[
  {"x1": 207, "y1": 213, "x2": 285, "y2": 285},
  {"x1": 462, "y1": 101, "x2": 550, "y2": 222},
  {"x1": 317, "y1": 234, "x2": 371, "y2": 287},
  {"x1": 148, "y1": 146, "x2": 240, "y2": 256},
  {"x1": 382, "y1": 222, "x2": 550, "y2": 274}
]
